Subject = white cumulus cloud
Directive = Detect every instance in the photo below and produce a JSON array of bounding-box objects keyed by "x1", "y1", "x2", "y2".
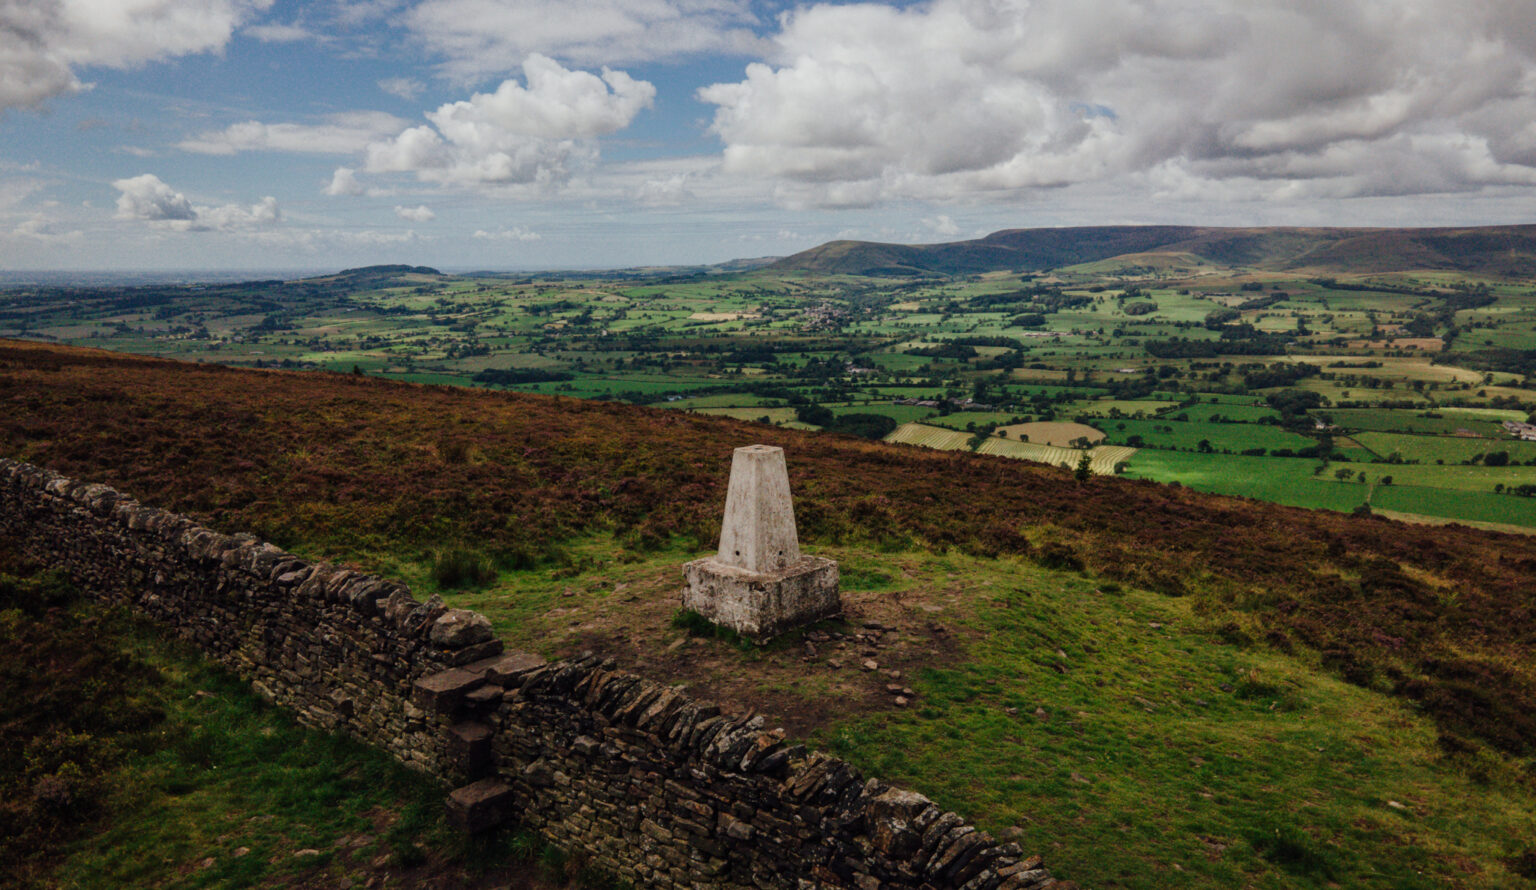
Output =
[
  {"x1": 323, "y1": 166, "x2": 366, "y2": 196},
  {"x1": 394, "y1": 204, "x2": 436, "y2": 221},
  {"x1": 113, "y1": 173, "x2": 279, "y2": 231},
  {"x1": 365, "y1": 53, "x2": 654, "y2": 187},
  {"x1": 699, "y1": 0, "x2": 1536, "y2": 206},
  {"x1": 178, "y1": 111, "x2": 408, "y2": 155},
  {"x1": 0, "y1": 0, "x2": 272, "y2": 111}
]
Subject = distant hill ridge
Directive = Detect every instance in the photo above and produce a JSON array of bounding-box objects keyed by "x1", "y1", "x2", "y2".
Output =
[
  {"x1": 335, "y1": 264, "x2": 443, "y2": 277},
  {"x1": 771, "y1": 224, "x2": 1536, "y2": 276}
]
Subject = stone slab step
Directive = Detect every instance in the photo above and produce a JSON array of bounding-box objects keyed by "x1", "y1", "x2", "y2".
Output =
[
  {"x1": 445, "y1": 778, "x2": 515, "y2": 834},
  {"x1": 412, "y1": 668, "x2": 484, "y2": 716},
  {"x1": 471, "y1": 650, "x2": 548, "y2": 687}
]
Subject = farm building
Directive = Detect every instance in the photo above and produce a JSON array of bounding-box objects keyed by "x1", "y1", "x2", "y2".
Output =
[{"x1": 1502, "y1": 420, "x2": 1536, "y2": 441}]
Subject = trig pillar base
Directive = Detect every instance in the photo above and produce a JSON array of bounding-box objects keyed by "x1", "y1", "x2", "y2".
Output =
[{"x1": 683, "y1": 555, "x2": 840, "y2": 640}]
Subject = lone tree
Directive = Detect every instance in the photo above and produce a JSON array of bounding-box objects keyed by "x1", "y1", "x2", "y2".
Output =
[{"x1": 1074, "y1": 452, "x2": 1093, "y2": 483}]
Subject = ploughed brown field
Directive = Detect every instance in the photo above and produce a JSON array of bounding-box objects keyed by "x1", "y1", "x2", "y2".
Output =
[{"x1": 1, "y1": 339, "x2": 1532, "y2": 757}]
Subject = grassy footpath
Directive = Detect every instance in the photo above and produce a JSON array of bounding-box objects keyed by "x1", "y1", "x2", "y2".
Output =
[{"x1": 0, "y1": 550, "x2": 610, "y2": 890}]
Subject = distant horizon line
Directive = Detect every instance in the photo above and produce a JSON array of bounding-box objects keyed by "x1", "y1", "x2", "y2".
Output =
[
  {"x1": 0, "y1": 263, "x2": 765, "y2": 286},
  {"x1": 7, "y1": 220, "x2": 1536, "y2": 285}
]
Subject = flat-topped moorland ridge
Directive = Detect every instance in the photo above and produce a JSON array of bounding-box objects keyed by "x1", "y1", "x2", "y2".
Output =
[{"x1": 772, "y1": 224, "x2": 1536, "y2": 276}]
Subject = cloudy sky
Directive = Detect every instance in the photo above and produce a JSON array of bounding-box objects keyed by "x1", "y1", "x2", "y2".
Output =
[{"x1": 3, "y1": 0, "x2": 1536, "y2": 272}]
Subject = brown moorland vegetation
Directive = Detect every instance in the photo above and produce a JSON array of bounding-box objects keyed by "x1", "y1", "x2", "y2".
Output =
[{"x1": 1, "y1": 339, "x2": 1533, "y2": 758}]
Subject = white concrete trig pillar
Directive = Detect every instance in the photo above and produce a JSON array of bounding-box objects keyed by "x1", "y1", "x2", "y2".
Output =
[{"x1": 716, "y1": 444, "x2": 801, "y2": 574}]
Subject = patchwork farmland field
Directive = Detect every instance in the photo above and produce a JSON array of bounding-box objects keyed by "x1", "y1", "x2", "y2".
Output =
[
  {"x1": 1122, "y1": 450, "x2": 1536, "y2": 526},
  {"x1": 1351, "y1": 430, "x2": 1536, "y2": 464},
  {"x1": 977, "y1": 438, "x2": 1135, "y2": 474},
  {"x1": 1102, "y1": 418, "x2": 1317, "y2": 454},
  {"x1": 1327, "y1": 408, "x2": 1508, "y2": 437},
  {"x1": 992, "y1": 420, "x2": 1105, "y2": 446},
  {"x1": 884, "y1": 422, "x2": 972, "y2": 450}
]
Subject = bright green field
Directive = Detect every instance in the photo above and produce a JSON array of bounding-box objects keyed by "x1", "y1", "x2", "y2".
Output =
[
  {"x1": 1370, "y1": 484, "x2": 1536, "y2": 527},
  {"x1": 1194, "y1": 391, "x2": 1285, "y2": 405},
  {"x1": 1104, "y1": 419, "x2": 1316, "y2": 454},
  {"x1": 1069, "y1": 399, "x2": 1175, "y2": 417},
  {"x1": 1327, "y1": 409, "x2": 1507, "y2": 437},
  {"x1": 1123, "y1": 451, "x2": 1536, "y2": 527},
  {"x1": 826, "y1": 402, "x2": 941, "y2": 424},
  {"x1": 1435, "y1": 406, "x2": 1529, "y2": 421},
  {"x1": 1124, "y1": 452, "x2": 1369, "y2": 513},
  {"x1": 1174, "y1": 403, "x2": 1280, "y2": 423},
  {"x1": 695, "y1": 406, "x2": 797, "y2": 424},
  {"x1": 1342, "y1": 460, "x2": 1536, "y2": 492},
  {"x1": 1352, "y1": 431, "x2": 1536, "y2": 464},
  {"x1": 665, "y1": 393, "x2": 777, "y2": 409}
]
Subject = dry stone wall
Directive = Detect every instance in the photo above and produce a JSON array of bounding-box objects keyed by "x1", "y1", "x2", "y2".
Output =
[{"x1": 0, "y1": 458, "x2": 1070, "y2": 890}]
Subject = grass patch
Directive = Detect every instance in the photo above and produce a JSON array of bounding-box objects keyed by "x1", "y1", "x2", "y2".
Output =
[
  {"x1": 839, "y1": 564, "x2": 898, "y2": 591},
  {"x1": 431, "y1": 546, "x2": 499, "y2": 588},
  {"x1": 672, "y1": 608, "x2": 755, "y2": 650},
  {"x1": 1245, "y1": 819, "x2": 1342, "y2": 881}
]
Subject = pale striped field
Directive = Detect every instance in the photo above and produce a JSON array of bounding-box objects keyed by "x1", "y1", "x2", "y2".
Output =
[
  {"x1": 977, "y1": 438, "x2": 1137, "y2": 475},
  {"x1": 885, "y1": 422, "x2": 1137, "y2": 474},
  {"x1": 883, "y1": 422, "x2": 974, "y2": 451}
]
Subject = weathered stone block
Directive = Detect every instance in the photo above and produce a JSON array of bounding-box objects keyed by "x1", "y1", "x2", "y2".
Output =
[
  {"x1": 476, "y1": 650, "x2": 547, "y2": 686},
  {"x1": 443, "y1": 638, "x2": 505, "y2": 666},
  {"x1": 445, "y1": 778, "x2": 516, "y2": 833},
  {"x1": 412, "y1": 668, "x2": 484, "y2": 716},
  {"x1": 446, "y1": 721, "x2": 494, "y2": 777},
  {"x1": 682, "y1": 556, "x2": 840, "y2": 640},
  {"x1": 431, "y1": 609, "x2": 494, "y2": 648},
  {"x1": 869, "y1": 788, "x2": 933, "y2": 859}
]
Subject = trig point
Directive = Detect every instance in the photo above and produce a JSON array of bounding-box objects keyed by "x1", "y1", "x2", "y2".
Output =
[{"x1": 683, "y1": 445, "x2": 840, "y2": 639}]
